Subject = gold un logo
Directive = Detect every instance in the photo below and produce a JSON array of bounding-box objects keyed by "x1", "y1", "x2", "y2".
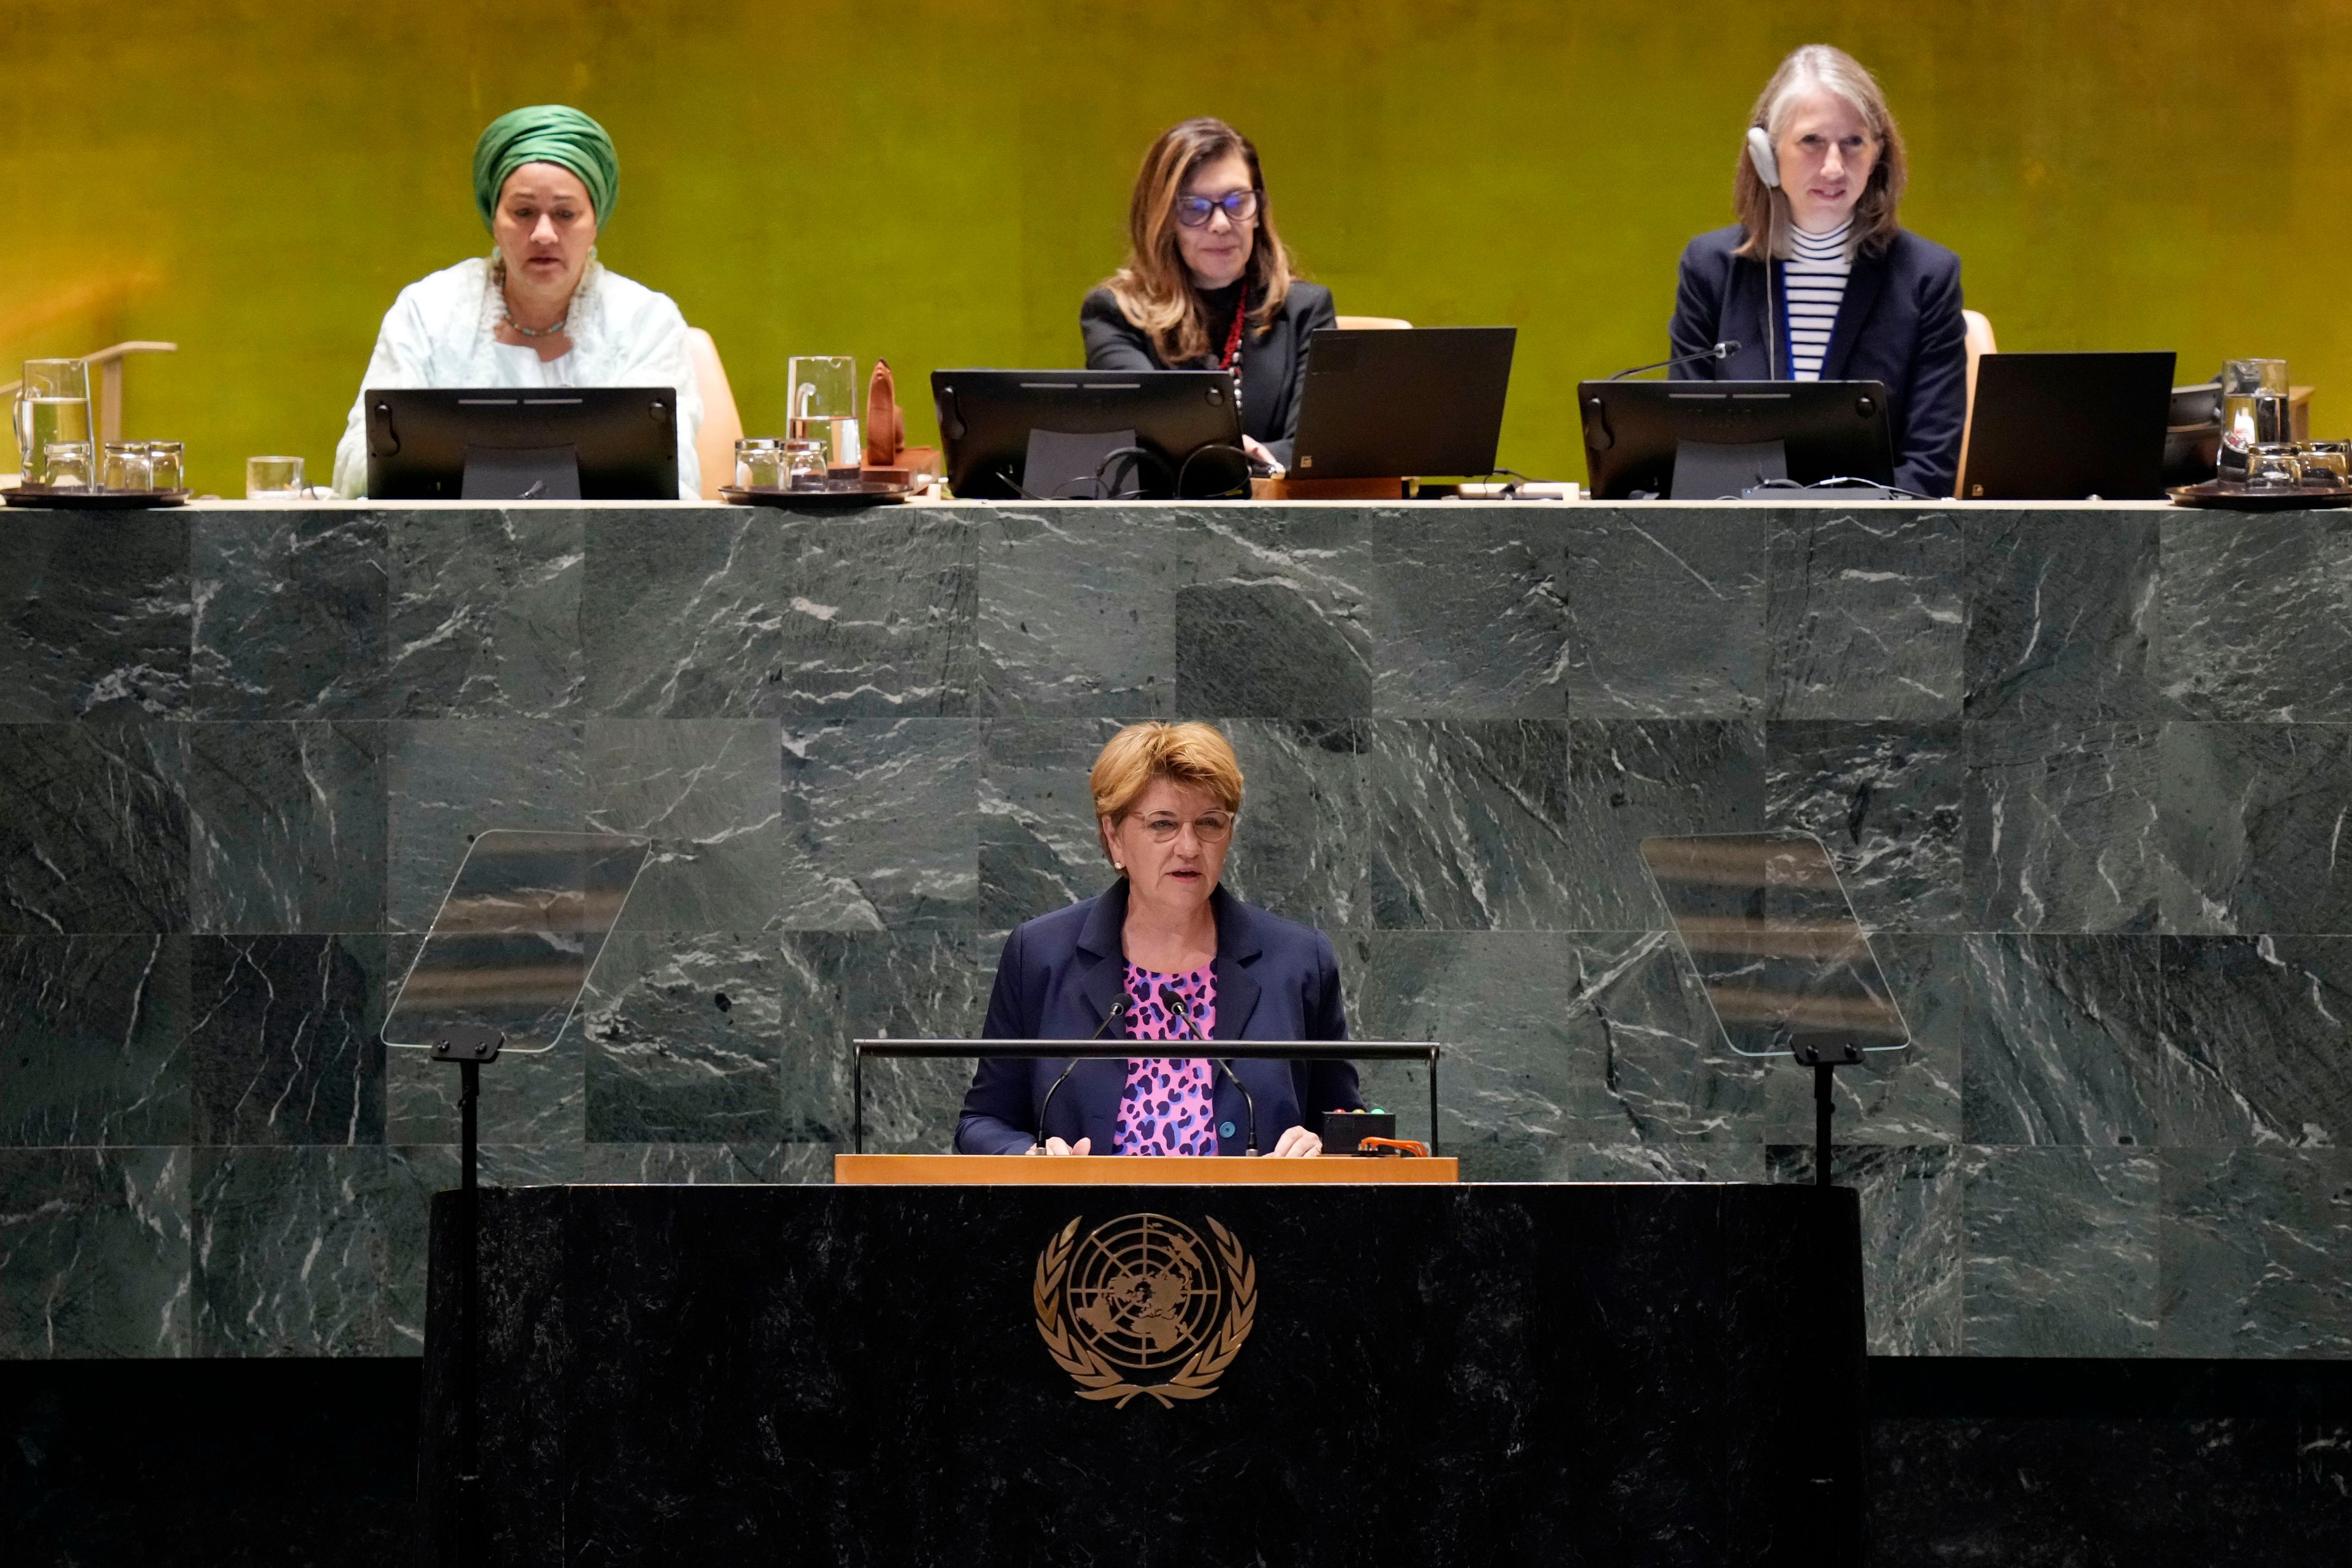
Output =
[{"x1": 1033, "y1": 1212, "x2": 1257, "y2": 1409}]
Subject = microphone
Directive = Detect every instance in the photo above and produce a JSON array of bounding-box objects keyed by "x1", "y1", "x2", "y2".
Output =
[
  {"x1": 1608, "y1": 341, "x2": 1740, "y2": 380},
  {"x1": 1159, "y1": 982, "x2": 1257, "y2": 1155},
  {"x1": 1035, "y1": 999, "x2": 1128, "y2": 1151}
]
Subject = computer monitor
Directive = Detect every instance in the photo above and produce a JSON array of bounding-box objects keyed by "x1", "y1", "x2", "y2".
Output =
[
  {"x1": 1956, "y1": 352, "x2": 2177, "y2": 500},
  {"x1": 363, "y1": 387, "x2": 679, "y2": 500},
  {"x1": 1577, "y1": 379, "x2": 1896, "y2": 499},
  {"x1": 929, "y1": 369, "x2": 1244, "y2": 499},
  {"x1": 1290, "y1": 326, "x2": 1517, "y2": 478}
]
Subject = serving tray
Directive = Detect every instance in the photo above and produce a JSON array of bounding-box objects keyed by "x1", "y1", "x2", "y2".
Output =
[
  {"x1": 721, "y1": 481, "x2": 911, "y2": 510},
  {"x1": 2169, "y1": 480, "x2": 2352, "y2": 511},
  {"x1": 4, "y1": 484, "x2": 191, "y2": 510}
]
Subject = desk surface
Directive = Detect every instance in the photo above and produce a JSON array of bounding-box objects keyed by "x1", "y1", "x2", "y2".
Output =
[
  {"x1": 834, "y1": 1153, "x2": 1460, "y2": 1183},
  {"x1": 40, "y1": 494, "x2": 2201, "y2": 511}
]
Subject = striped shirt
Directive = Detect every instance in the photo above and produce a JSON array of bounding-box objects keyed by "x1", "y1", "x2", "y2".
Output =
[{"x1": 1782, "y1": 217, "x2": 1853, "y2": 380}]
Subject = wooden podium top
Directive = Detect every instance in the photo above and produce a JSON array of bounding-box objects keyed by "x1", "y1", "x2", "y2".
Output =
[{"x1": 833, "y1": 1153, "x2": 1460, "y2": 1185}]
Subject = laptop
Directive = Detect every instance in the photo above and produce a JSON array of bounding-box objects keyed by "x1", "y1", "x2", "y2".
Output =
[
  {"x1": 1291, "y1": 327, "x2": 1516, "y2": 478},
  {"x1": 1957, "y1": 352, "x2": 2177, "y2": 500}
]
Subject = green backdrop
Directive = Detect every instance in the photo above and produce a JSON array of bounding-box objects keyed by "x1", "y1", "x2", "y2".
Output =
[{"x1": 6, "y1": 0, "x2": 2344, "y2": 494}]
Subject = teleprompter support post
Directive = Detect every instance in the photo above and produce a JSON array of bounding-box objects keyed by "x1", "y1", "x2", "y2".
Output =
[{"x1": 430, "y1": 1023, "x2": 504, "y2": 1568}]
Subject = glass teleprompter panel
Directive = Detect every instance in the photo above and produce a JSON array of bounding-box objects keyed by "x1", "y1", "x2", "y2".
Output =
[
  {"x1": 382, "y1": 830, "x2": 650, "y2": 1054},
  {"x1": 1638, "y1": 832, "x2": 1909, "y2": 1059}
]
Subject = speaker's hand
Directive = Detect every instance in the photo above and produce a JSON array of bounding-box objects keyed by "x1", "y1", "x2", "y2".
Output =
[{"x1": 1266, "y1": 1125, "x2": 1322, "y2": 1159}]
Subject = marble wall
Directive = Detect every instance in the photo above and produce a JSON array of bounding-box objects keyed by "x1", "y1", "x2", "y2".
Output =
[{"x1": 3, "y1": 499, "x2": 2349, "y2": 1361}]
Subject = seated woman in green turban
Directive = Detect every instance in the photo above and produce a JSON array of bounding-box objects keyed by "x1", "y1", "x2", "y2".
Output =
[{"x1": 331, "y1": 104, "x2": 704, "y2": 498}]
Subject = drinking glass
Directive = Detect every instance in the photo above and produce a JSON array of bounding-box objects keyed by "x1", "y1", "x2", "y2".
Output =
[
  {"x1": 2301, "y1": 442, "x2": 2349, "y2": 483},
  {"x1": 2245, "y1": 442, "x2": 2302, "y2": 487},
  {"x1": 786, "y1": 356, "x2": 862, "y2": 469},
  {"x1": 42, "y1": 439, "x2": 94, "y2": 487},
  {"x1": 13, "y1": 358, "x2": 92, "y2": 484},
  {"x1": 2295, "y1": 447, "x2": 2352, "y2": 484},
  {"x1": 101, "y1": 441, "x2": 153, "y2": 491},
  {"x1": 2223, "y1": 358, "x2": 2291, "y2": 447},
  {"x1": 734, "y1": 437, "x2": 788, "y2": 488},
  {"x1": 145, "y1": 440, "x2": 185, "y2": 491},
  {"x1": 785, "y1": 439, "x2": 827, "y2": 485},
  {"x1": 246, "y1": 455, "x2": 306, "y2": 499}
]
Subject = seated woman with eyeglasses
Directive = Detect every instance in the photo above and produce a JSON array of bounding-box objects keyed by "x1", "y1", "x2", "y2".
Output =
[
  {"x1": 956, "y1": 722, "x2": 1360, "y2": 1158},
  {"x1": 1080, "y1": 118, "x2": 1337, "y2": 474}
]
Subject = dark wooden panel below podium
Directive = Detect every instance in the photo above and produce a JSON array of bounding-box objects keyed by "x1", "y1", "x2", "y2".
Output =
[{"x1": 421, "y1": 1182, "x2": 1865, "y2": 1566}]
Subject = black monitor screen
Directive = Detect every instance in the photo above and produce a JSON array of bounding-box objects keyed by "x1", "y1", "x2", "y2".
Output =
[
  {"x1": 930, "y1": 369, "x2": 1245, "y2": 500},
  {"x1": 364, "y1": 386, "x2": 680, "y2": 500},
  {"x1": 1578, "y1": 379, "x2": 1896, "y2": 499}
]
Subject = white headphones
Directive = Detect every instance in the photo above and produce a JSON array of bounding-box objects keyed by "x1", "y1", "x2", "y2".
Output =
[{"x1": 1746, "y1": 127, "x2": 1783, "y2": 379}]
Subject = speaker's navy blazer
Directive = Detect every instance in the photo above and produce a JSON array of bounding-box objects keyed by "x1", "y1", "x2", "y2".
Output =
[
  {"x1": 954, "y1": 880, "x2": 1362, "y2": 1155},
  {"x1": 1668, "y1": 224, "x2": 1968, "y2": 500}
]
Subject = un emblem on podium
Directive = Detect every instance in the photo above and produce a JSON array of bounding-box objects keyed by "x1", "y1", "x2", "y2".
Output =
[{"x1": 1033, "y1": 1212, "x2": 1257, "y2": 1408}]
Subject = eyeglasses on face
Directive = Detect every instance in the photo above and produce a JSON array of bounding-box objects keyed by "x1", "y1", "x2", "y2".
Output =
[
  {"x1": 1174, "y1": 189, "x2": 1259, "y2": 228},
  {"x1": 1131, "y1": 810, "x2": 1236, "y2": 843}
]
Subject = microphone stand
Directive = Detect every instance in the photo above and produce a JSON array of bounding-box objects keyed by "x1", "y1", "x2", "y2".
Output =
[
  {"x1": 1160, "y1": 983, "x2": 1257, "y2": 1155},
  {"x1": 1608, "y1": 340, "x2": 1740, "y2": 380},
  {"x1": 1033, "y1": 1000, "x2": 1128, "y2": 1152}
]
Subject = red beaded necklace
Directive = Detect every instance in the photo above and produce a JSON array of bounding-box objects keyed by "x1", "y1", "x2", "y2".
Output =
[{"x1": 1217, "y1": 286, "x2": 1248, "y2": 417}]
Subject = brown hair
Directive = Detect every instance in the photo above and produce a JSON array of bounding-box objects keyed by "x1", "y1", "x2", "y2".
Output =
[
  {"x1": 1101, "y1": 118, "x2": 1296, "y2": 366},
  {"x1": 1090, "y1": 722, "x2": 1245, "y2": 861},
  {"x1": 1732, "y1": 45, "x2": 1908, "y2": 260}
]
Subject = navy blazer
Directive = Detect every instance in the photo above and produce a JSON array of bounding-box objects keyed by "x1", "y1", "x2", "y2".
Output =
[
  {"x1": 955, "y1": 880, "x2": 1362, "y2": 1155},
  {"x1": 1668, "y1": 224, "x2": 1967, "y2": 500}
]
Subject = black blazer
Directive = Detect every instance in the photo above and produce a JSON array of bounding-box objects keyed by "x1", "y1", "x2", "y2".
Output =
[
  {"x1": 954, "y1": 880, "x2": 1361, "y2": 1155},
  {"x1": 1080, "y1": 281, "x2": 1338, "y2": 468},
  {"x1": 1668, "y1": 224, "x2": 1967, "y2": 499}
]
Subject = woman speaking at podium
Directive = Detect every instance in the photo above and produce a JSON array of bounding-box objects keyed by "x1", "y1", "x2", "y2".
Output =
[
  {"x1": 1667, "y1": 45, "x2": 1966, "y2": 499},
  {"x1": 330, "y1": 105, "x2": 704, "y2": 499},
  {"x1": 1080, "y1": 118, "x2": 1337, "y2": 473},
  {"x1": 956, "y1": 722, "x2": 1361, "y2": 1158}
]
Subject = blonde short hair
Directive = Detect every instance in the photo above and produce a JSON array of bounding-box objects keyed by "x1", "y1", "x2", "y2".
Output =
[
  {"x1": 1090, "y1": 722, "x2": 1245, "y2": 823},
  {"x1": 1733, "y1": 44, "x2": 1908, "y2": 260}
]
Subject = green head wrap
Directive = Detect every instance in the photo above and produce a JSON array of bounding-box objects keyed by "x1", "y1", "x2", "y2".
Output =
[{"x1": 472, "y1": 105, "x2": 618, "y2": 230}]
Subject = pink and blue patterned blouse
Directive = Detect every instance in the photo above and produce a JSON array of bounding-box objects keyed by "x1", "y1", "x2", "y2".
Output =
[{"x1": 1116, "y1": 960, "x2": 1219, "y2": 1156}]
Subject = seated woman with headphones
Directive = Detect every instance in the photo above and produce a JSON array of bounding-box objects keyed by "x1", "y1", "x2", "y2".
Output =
[
  {"x1": 1667, "y1": 45, "x2": 1967, "y2": 499},
  {"x1": 1081, "y1": 117, "x2": 1336, "y2": 473}
]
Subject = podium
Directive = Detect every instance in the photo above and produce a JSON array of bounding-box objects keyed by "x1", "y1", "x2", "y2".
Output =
[
  {"x1": 418, "y1": 1180, "x2": 1866, "y2": 1566},
  {"x1": 834, "y1": 1153, "x2": 1461, "y2": 1183}
]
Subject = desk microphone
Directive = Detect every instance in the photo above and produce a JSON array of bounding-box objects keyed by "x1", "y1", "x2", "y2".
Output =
[
  {"x1": 1159, "y1": 983, "x2": 1257, "y2": 1155},
  {"x1": 1035, "y1": 1000, "x2": 1128, "y2": 1150},
  {"x1": 1608, "y1": 341, "x2": 1740, "y2": 380}
]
